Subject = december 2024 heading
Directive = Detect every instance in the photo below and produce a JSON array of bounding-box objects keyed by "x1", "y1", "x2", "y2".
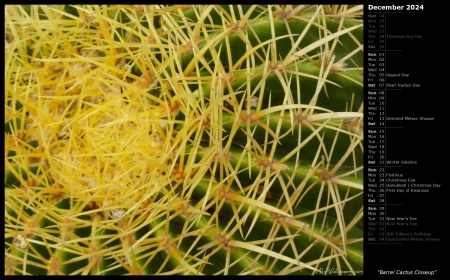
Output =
[{"x1": 368, "y1": 4, "x2": 424, "y2": 11}]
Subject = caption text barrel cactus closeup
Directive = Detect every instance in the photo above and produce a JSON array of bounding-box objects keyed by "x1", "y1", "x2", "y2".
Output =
[{"x1": 5, "y1": 5, "x2": 364, "y2": 275}]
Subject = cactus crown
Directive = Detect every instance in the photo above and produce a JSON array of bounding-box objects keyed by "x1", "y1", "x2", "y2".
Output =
[{"x1": 5, "y1": 5, "x2": 364, "y2": 275}]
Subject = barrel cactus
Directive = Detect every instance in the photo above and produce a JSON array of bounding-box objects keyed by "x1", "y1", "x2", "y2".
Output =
[{"x1": 5, "y1": 5, "x2": 363, "y2": 275}]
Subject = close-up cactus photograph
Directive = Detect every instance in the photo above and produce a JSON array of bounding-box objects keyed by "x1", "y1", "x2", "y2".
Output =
[{"x1": 5, "y1": 5, "x2": 364, "y2": 275}]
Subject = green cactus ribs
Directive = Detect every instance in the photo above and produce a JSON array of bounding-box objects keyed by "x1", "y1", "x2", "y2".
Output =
[{"x1": 5, "y1": 5, "x2": 363, "y2": 275}]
